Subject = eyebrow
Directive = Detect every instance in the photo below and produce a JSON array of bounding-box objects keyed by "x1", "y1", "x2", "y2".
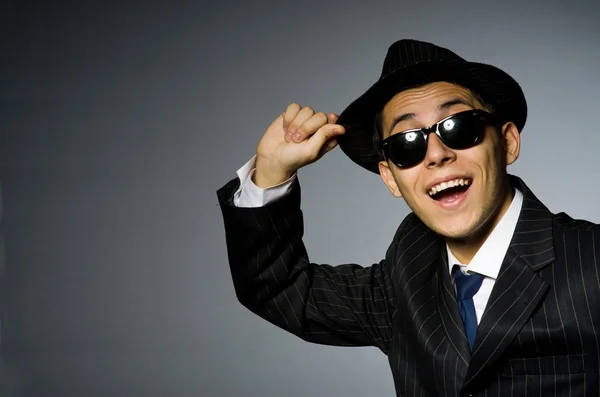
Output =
[{"x1": 387, "y1": 98, "x2": 473, "y2": 134}]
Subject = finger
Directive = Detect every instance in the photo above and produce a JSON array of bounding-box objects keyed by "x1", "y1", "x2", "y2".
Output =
[
  {"x1": 293, "y1": 112, "x2": 328, "y2": 142},
  {"x1": 287, "y1": 106, "x2": 315, "y2": 136},
  {"x1": 282, "y1": 103, "x2": 302, "y2": 134},
  {"x1": 327, "y1": 113, "x2": 339, "y2": 124},
  {"x1": 303, "y1": 124, "x2": 345, "y2": 158}
]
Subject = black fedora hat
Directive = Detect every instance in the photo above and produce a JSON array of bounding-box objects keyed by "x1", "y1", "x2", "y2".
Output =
[{"x1": 336, "y1": 39, "x2": 527, "y2": 174}]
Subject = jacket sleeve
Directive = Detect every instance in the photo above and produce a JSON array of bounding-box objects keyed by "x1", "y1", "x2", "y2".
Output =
[{"x1": 217, "y1": 177, "x2": 396, "y2": 354}]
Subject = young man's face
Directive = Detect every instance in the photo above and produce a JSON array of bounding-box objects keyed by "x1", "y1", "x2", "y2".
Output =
[{"x1": 378, "y1": 82, "x2": 520, "y2": 243}]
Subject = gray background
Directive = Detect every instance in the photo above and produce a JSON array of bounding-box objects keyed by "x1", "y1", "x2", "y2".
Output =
[{"x1": 1, "y1": 1, "x2": 599, "y2": 396}]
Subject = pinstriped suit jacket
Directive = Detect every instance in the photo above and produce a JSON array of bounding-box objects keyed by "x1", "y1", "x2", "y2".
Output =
[{"x1": 217, "y1": 175, "x2": 600, "y2": 396}]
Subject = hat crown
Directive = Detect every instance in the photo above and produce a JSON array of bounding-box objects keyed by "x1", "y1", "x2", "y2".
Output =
[{"x1": 381, "y1": 39, "x2": 465, "y2": 78}]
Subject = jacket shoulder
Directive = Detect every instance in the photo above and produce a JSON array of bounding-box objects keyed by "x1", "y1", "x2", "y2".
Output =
[{"x1": 554, "y1": 211, "x2": 600, "y2": 232}]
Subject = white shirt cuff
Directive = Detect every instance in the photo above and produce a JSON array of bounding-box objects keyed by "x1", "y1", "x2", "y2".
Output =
[{"x1": 233, "y1": 155, "x2": 297, "y2": 207}]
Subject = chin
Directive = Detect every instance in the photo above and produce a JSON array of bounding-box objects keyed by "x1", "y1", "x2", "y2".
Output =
[
  {"x1": 433, "y1": 226, "x2": 473, "y2": 240},
  {"x1": 427, "y1": 216, "x2": 482, "y2": 240}
]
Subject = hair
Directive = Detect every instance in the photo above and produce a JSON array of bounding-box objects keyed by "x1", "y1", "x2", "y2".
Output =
[{"x1": 373, "y1": 85, "x2": 497, "y2": 150}]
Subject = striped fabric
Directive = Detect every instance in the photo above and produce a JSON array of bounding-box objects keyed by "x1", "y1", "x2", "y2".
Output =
[{"x1": 217, "y1": 175, "x2": 600, "y2": 396}]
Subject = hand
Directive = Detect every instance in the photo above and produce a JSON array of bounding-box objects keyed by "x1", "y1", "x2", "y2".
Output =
[{"x1": 253, "y1": 103, "x2": 345, "y2": 188}]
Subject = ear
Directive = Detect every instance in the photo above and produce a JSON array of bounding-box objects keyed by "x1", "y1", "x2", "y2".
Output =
[
  {"x1": 378, "y1": 160, "x2": 403, "y2": 198},
  {"x1": 501, "y1": 122, "x2": 520, "y2": 165}
]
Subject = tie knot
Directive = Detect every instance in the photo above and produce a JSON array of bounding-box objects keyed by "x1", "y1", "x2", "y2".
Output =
[{"x1": 453, "y1": 267, "x2": 485, "y2": 301}]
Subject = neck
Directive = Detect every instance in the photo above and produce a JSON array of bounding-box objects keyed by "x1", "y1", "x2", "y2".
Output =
[{"x1": 446, "y1": 180, "x2": 515, "y2": 264}]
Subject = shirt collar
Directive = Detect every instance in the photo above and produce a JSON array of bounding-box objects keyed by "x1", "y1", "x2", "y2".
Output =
[{"x1": 447, "y1": 187, "x2": 523, "y2": 279}]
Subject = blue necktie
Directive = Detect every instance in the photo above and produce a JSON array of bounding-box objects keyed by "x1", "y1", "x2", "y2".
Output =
[{"x1": 453, "y1": 266, "x2": 485, "y2": 350}]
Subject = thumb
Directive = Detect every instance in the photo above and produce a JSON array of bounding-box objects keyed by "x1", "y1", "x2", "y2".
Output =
[
  {"x1": 305, "y1": 124, "x2": 345, "y2": 155},
  {"x1": 320, "y1": 137, "x2": 339, "y2": 155}
]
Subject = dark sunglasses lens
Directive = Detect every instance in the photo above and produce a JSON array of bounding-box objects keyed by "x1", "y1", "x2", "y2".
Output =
[
  {"x1": 439, "y1": 113, "x2": 485, "y2": 149},
  {"x1": 388, "y1": 131, "x2": 427, "y2": 167}
]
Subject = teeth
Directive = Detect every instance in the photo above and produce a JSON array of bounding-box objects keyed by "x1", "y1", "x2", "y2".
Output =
[{"x1": 428, "y1": 178, "x2": 471, "y2": 196}]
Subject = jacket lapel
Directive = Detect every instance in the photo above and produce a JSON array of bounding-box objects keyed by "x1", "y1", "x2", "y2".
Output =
[
  {"x1": 392, "y1": 217, "x2": 472, "y2": 388},
  {"x1": 462, "y1": 176, "x2": 554, "y2": 389}
]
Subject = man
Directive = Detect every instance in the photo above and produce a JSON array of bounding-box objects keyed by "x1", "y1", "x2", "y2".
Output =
[{"x1": 217, "y1": 39, "x2": 600, "y2": 396}]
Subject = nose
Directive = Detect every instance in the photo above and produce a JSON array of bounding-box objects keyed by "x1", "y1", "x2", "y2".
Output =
[{"x1": 423, "y1": 133, "x2": 456, "y2": 168}]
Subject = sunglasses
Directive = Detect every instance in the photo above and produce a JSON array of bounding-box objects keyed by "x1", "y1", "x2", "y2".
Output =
[{"x1": 379, "y1": 109, "x2": 498, "y2": 168}]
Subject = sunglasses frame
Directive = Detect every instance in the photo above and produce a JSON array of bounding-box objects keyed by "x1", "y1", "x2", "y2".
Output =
[{"x1": 379, "y1": 109, "x2": 498, "y2": 168}]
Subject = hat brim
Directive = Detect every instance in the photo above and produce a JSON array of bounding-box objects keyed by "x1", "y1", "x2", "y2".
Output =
[{"x1": 336, "y1": 60, "x2": 527, "y2": 174}]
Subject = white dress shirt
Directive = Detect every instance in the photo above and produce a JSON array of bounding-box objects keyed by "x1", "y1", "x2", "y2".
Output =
[
  {"x1": 233, "y1": 155, "x2": 524, "y2": 324},
  {"x1": 446, "y1": 187, "x2": 523, "y2": 323},
  {"x1": 233, "y1": 155, "x2": 297, "y2": 207}
]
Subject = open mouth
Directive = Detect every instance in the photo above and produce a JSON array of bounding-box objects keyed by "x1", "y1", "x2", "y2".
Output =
[{"x1": 428, "y1": 178, "x2": 472, "y2": 203}]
